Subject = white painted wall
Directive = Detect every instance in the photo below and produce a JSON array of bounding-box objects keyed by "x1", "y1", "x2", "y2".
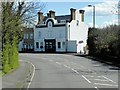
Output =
[
  {"x1": 34, "y1": 9, "x2": 88, "y2": 53},
  {"x1": 68, "y1": 10, "x2": 88, "y2": 53},
  {"x1": 34, "y1": 20, "x2": 67, "y2": 52},
  {"x1": 67, "y1": 40, "x2": 77, "y2": 52}
]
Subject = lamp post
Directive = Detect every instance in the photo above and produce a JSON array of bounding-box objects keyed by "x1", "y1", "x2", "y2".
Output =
[{"x1": 88, "y1": 5, "x2": 95, "y2": 28}]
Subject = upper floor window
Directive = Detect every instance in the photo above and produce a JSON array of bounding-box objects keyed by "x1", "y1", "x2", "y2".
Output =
[
  {"x1": 38, "y1": 31, "x2": 41, "y2": 38},
  {"x1": 24, "y1": 34, "x2": 28, "y2": 39},
  {"x1": 30, "y1": 33, "x2": 33, "y2": 39},
  {"x1": 77, "y1": 20, "x2": 79, "y2": 26},
  {"x1": 40, "y1": 42, "x2": 43, "y2": 49},
  {"x1": 26, "y1": 34, "x2": 28, "y2": 39},
  {"x1": 24, "y1": 34, "x2": 26, "y2": 39},
  {"x1": 48, "y1": 21, "x2": 53, "y2": 27}
]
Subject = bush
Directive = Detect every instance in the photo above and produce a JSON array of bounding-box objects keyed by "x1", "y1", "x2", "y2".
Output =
[
  {"x1": 2, "y1": 42, "x2": 11, "y2": 73},
  {"x1": 2, "y1": 37, "x2": 19, "y2": 74},
  {"x1": 87, "y1": 25, "x2": 120, "y2": 60}
]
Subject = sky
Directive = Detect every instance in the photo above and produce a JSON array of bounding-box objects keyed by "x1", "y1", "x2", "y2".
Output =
[
  {"x1": 21, "y1": 0, "x2": 120, "y2": 28},
  {"x1": 38, "y1": 0, "x2": 119, "y2": 28}
]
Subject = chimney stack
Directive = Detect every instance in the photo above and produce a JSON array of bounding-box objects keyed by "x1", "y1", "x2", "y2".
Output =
[
  {"x1": 38, "y1": 12, "x2": 44, "y2": 24},
  {"x1": 70, "y1": 8, "x2": 76, "y2": 21},
  {"x1": 49, "y1": 10, "x2": 55, "y2": 18},
  {"x1": 79, "y1": 10, "x2": 85, "y2": 22}
]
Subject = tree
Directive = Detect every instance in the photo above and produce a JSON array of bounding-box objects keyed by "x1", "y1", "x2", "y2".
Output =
[{"x1": 1, "y1": 1, "x2": 45, "y2": 73}]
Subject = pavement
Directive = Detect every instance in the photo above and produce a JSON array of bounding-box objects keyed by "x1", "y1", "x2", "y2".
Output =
[{"x1": 2, "y1": 60, "x2": 34, "y2": 89}]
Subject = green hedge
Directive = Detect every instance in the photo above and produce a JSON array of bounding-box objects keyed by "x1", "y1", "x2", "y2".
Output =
[
  {"x1": 87, "y1": 25, "x2": 120, "y2": 59},
  {"x1": 2, "y1": 37, "x2": 19, "y2": 74}
]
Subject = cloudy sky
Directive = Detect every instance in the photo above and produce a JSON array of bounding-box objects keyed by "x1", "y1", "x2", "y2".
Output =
[{"x1": 40, "y1": 0, "x2": 119, "y2": 28}]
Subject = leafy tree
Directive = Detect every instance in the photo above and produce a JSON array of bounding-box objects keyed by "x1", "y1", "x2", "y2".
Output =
[
  {"x1": 87, "y1": 25, "x2": 120, "y2": 60},
  {"x1": 1, "y1": 1, "x2": 45, "y2": 73}
]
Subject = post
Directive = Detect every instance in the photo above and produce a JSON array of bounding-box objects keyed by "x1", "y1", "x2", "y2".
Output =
[
  {"x1": 93, "y1": 6, "x2": 95, "y2": 28},
  {"x1": 88, "y1": 5, "x2": 96, "y2": 28}
]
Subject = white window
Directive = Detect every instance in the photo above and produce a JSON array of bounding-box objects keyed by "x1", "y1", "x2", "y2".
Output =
[
  {"x1": 58, "y1": 42, "x2": 61, "y2": 48},
  {"x1": 40, "y1": 42, "x2": 43, "y2": 46},
  {"x1": 49, "y1": 22, "x2": 52, "y2": 27},
  {"x1": 62, "y1": 42, "x2": 65, "y2": 48},
  {"x1": 24, "y1": 34, "x2": 27, "y2": 39},
  {"x1": 40, "y1": 42, "x2": 43, "y2": 49},
  {"x1": 30, "y1": 33, "x2": 33, "y2": 39},
  {"x1": 63, "y1": 42, "x2": 65, "y2": 45},
  {"x1": 26, "y1": 34, "x2": 28, "y2": 39},
  {"x1": 38, "y1": 31, "x2": 41, "y2": 38},
  {"x1": 36, "y1": 42, "x2": 39, "y2": 48},
  {"x1": 30, "y1": 44, "x2": 33, "y2": 49},
  {"x1": 24, "y1": 44, "x2": 26, "y2": 49}
]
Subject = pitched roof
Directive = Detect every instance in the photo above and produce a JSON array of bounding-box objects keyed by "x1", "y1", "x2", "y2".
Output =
[
  {"x1": 43, "y1": 15, "x2": 71, "y2": 22},
  {"x1": 55, "y1": 15, "x2": 71, "y2": 21}
]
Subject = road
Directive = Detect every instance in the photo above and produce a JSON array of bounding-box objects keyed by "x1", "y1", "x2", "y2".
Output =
[{"x1": 19, "y1": 53, "x2": 119, "y2": 89}]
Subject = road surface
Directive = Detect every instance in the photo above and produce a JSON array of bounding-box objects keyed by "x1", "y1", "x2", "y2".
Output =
[{"x1": 19, "y1": 53, "x2": 119, "y2": 89}]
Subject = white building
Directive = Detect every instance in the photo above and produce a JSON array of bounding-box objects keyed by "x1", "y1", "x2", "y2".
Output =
[{"x1": 34, "y1": 8, "x2": 88, "y2": 53}]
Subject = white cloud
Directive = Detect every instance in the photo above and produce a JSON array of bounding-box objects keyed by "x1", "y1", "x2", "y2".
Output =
[
  {"x1": 87, "y1": 22, "x2": 99, "y2": 28},
  {"x1": 82, "y1": 0, "x2": 119, "y2": 16},
  {"x1": 100, "y1": 19, "x2": 118, "y2": 28}
]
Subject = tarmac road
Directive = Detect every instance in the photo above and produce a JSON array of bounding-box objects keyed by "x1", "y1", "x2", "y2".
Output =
[{"x1": 19, "y1": 53, "x2": 119, "y2": 89}]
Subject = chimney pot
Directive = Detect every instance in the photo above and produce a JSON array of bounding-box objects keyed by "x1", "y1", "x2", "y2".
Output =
[
  {"x1": 70, "y1": 8, "x2": 76, "y2": 20},
  {"x1": 38, "y1": 12, "x2": 44, "y2": 24},
  {"x1": 49, "y1": 10, "x2": 55, "y2": 18},
  {"x1": 79, "y1": 10, "x2": 85, "y2": 22}
]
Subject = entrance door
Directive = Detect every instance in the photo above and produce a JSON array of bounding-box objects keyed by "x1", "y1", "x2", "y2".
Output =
[{"x1": 45, "y1": 39, "x2": 56, "y2": 53}]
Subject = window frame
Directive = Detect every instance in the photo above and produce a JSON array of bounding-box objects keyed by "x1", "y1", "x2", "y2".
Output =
[
  {"x1": 58, "y1": 42, "x2": 61, "y2": 49},
  {"x1": 36, "y1": 42, "x2": 39, "y2": 48}
]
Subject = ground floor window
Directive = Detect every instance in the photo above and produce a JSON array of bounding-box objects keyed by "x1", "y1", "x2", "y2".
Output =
[
  {"x1": 36, "y1": 42, "x2": 39, "y2": 48},
  {"x1": 58, "y1": 42, "x2": 61, "y2": 48},
  {"x1": 62, "y1": 42, "x2": 65, "y2": 48},
  {"x1": 40, "y1": 42, "x2": 43, "y2": 49}
]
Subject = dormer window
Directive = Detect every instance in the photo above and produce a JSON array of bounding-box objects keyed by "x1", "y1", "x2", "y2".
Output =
[
  {"x1": 47, "y1": 20, "x2": 53, "y2": 27},
  {"x1": 77, "y1": 20, "x2": 79, "y2": 26},
  {"x1": 49, "y1": 21, "x2": 52, "y2": 27}
]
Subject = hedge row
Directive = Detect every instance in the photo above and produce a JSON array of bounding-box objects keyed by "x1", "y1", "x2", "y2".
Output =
[
  {"x1": 87, "y1": 25, "x2": 120, "y2": 63},
  {"x1": 2, "y1": 37, "x2": 19, "y2": 74}
]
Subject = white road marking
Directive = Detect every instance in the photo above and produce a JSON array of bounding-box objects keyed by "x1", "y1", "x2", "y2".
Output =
[
  {"x1": 85, "y1": 75, "x2": 94, "y2": 77},
  {"x1": 56, "y1": 62, "x2": 61, "y2": 65},
  {"x1": 94, "y1": 86, "x2": 99, "y2": 90},
  {"x1": 27, "y1": 61, "x2": 36, "y2": 88},
  {"x1": 93, "y1": 65, "x2": 101, "y2": 67},
  {"x1": 71, "y1": 68, "x2": 79, "y2": 74},
  {"x1": 97, "y1": 76, "x2": 104, "y2": 78},
  {"x1": 63, "y1": 65, "x2": 70, "y2": 69},
  {"x1": 94, "y1": 83, "x2": 118, "y2": 87},
  {"x1": 102, "y1": 76, "x2": 117, "y2": 83},
  {"x1": 82, "y1": 75, "x2": 91, "y2": 83},
  {"x1": 94, "y1": 79, "x2": 109, "y2": 82}
]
